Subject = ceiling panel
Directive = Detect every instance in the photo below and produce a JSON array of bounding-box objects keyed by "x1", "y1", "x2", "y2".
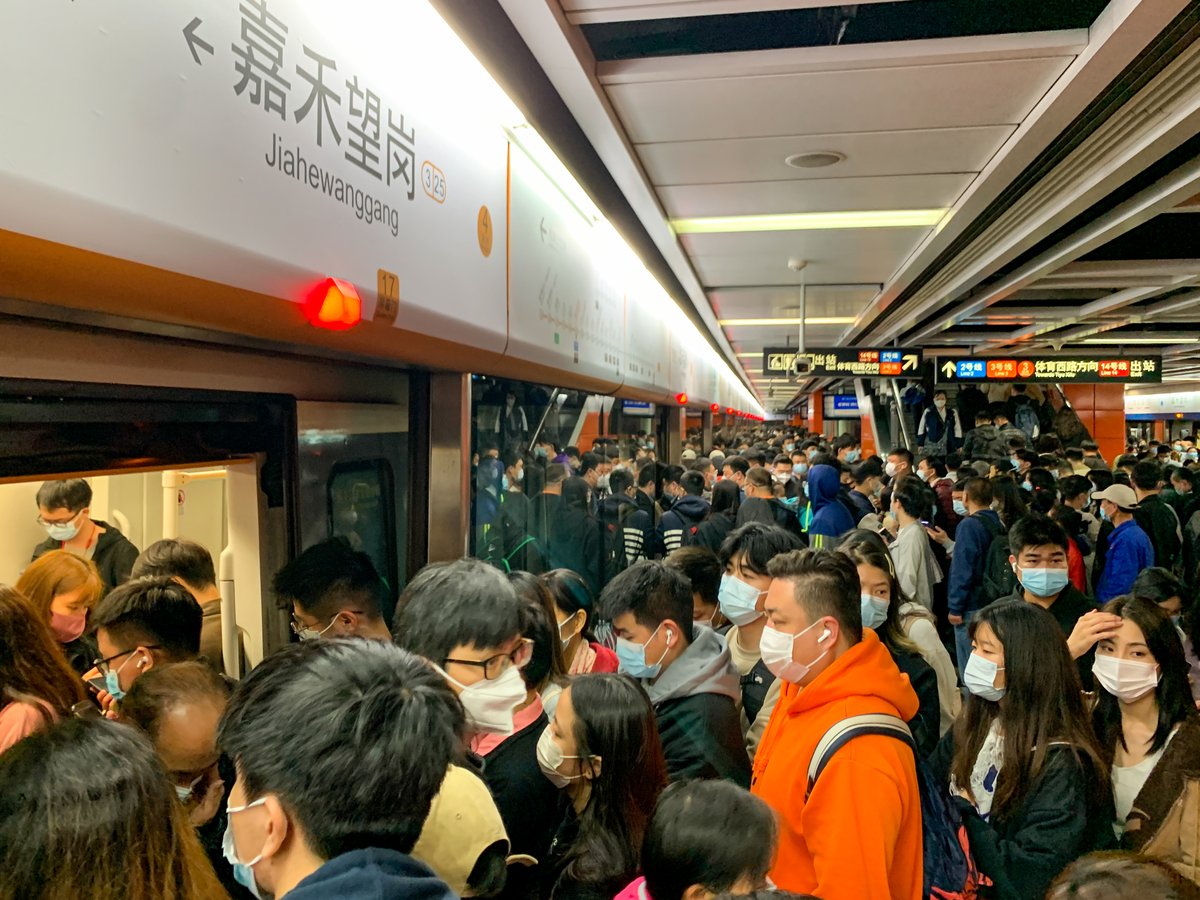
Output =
[
  {"x1": 607, "y1": 56, "x2": 1074, "y2": 143},
  {"x1": 709, "y1": 284, "x2": 880, "y2": 318},
  {"x1": 658, "y1": 172, "x2": 971, "y2": 217},
  {"x1": 682, "y1": 225, "x2": 930, "y2": 285},
  {"x1": 637, "y1": 125, "x2": 1014, "y2": 186},
  {"x1": 725, "y1": 322, "x2": 849, "y2": 347}
]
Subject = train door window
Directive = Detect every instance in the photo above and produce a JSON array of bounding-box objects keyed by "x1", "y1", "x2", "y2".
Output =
[{"x1": 327, "y1": 459, "x2": 398, "y2": 621}]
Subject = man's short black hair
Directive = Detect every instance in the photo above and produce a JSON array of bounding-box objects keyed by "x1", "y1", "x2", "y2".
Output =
[
  {"x1": 920, "y1": 456, "x2": 948, "y2": 478},
  {"x1": 35, "y1": 479, "x2": 92, "y2": 513},
  {"x1": 637, "y1": 461, "x2": 660, "y2": 488},
  {"x1": 767, "y1": 549, "x2": 863, "y2": 644},
  {"x1": 1059, "y1": 475, "x2": 1093, "y2": 503},
  {"x1": 131, "y1": 539, "x2": 217, "y2": 590},
  {"x1": 722, "y1": 456, "x2": 749, "y2": 476},
  {"x1": 1064, "y1": 447, "x2": 1084, "y2": 462},
  {"x1": 963, "y1": 476, "x2": 993, "y2": 508},
  {"x1": 609, "y1": 467, "x2": 635, "y2": 496},
  {"x1": 579, "y1": 452, "x2": 602, "y2": 476},
  {"x1": 851, "y1": 459, "x2": 883, "y2": 484},
  {"x1": 832, "y1": 434, "x2": 859, "y2": 452},
  {"x1": 272, "y1": 538, "x2": 388, "y2": 621},
  {"x1": 393, "y1": 558, "x2": 522, "y2": 663},
  {"x1": 1131, "y1": 567, "x2": 1186, "y2": 606},
  {"x1": 665, "y1": 546, "x2": 722, "y2": 607},
  {"x1": 218, "y1": 639, "x2": 463, "y2": 858},
  {"x1": 989, "y1": 402, "x2": 1010, "y2": 421},
  {"x1": 887, "y1": 447, "x2": 914, "y2": 465},
  {"x1": 974, "y1": 411, "x2": 994, "y2": 424},
  {"x1": 1008, "y1": 514, "x2": 1069, "y2": 555},
  {"x1": 597, "y1": 561, "x2": 694, "y2": 643},
  {"x1": 1081, "y1": 439, "x2": 1100, "y2": 453},
  {"x1": 91, "y1": 576, "x2": 202, "y2": 660},
  {"x1": 745, "y1": 450, "x2": 767, "y2": 466},
  {"x1": 1172, "y1": 466, "x2": 1195, "y2": 487},
  {"x1": 893, "y1": 475, "x2": 934, "y2": 520},
  {"x1": 1132, "y1": 460, "x2": 1164, "y2": 491},
  {"x1": 717, "y1": 522, "x2": 803, "y2": 576},
  {"x1": 663, "y1": 465, "x2": 685, "y2": 486},
  {"x1": 680, "y1": 471, "x2": 705, "y2": 496}
]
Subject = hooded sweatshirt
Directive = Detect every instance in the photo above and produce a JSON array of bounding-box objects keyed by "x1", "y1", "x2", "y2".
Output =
[
  {"x1": 32, "y1": 519, "x2": 139, "y2": 596},
  {"x1": 807, "y1": 465, "x2": 855, "y2": 548},
  {"x1": 658, "y1": 494, "x2": 711, "y2": 553},
  {"x1": 646, "y1": 625, "x2": 750, "y2": 786},
  {"x1": 751, "y1": 629, "x2": 922, "y2": 900},
  {"x1": 286, "y1": 847, "x2": 456, "y2": 900}
]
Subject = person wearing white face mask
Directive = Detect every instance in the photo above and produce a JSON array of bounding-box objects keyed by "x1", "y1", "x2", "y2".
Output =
[
  {"x1": 1091, "y1": 596, "x2": 1200, "y2": 865},
  {"x1": 929, "y1": 600, "x2": 1114, "y2": 900},
  {"x1": 217, "y1": 639, "x2": 463, "y2": 900},
  {"x1": 32, "y1": 478, "x2": 140, "y2": 597},
  {"x1": 717, "y1": 523, "x2": 803, "y2": 758},
  {"x1": 750, "y1": 548, "x2": 922, "y2": 900},
  {"x1": 916, "y1": 390, "x2": 963, "y2": 457}
]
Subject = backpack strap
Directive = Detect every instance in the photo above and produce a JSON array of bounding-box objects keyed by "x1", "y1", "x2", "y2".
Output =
[{"x1": 805, "y1": 713, "x2": 914, "y2": 801}]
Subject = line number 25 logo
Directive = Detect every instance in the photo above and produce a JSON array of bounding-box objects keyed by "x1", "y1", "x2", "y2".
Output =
[{"x1": 421, "y1": 161, "x2": 446, "y2": 204}]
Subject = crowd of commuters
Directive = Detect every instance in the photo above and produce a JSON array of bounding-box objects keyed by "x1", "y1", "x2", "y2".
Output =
[{"x1": 5, "y1": 385, "x2": 1200, "y2": 900}]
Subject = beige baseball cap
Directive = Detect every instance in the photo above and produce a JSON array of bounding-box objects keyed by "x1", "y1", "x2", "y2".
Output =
[
  {"x1": 1092, "y1": 484, "x2": 1138, "y2": 510},
  {"x1": 411, "y1": 765, "x2": 534, "y2": 896}
]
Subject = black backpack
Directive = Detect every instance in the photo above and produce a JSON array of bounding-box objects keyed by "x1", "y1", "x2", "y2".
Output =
[
  {"x1": 600, "y1": 502, "x2": 639, "y2": 586},
  {"x1": 806, "y1": 714, "x2": 991, "y2": 899},
  {"x1": 978, "y1": 516, "x2": 1015, "y2": 607}
]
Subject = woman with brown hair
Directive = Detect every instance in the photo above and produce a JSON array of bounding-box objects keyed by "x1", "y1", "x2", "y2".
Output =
[
  {"x1": 0, "y1": 716, "x2": 228, "y2": 899},
  {"x1": 16, "y1": 549, "x2": 104, "y2": 674},
  {"x1": 0, "y1": 585, "x2": 86, "y2": 753}
]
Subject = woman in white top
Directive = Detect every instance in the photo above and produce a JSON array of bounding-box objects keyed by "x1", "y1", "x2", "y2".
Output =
[
  {"x1": 840, "y1": 529, "x2": 960, "y2": 735},
  {"x1": 1092, "y1": 595, "x2": 1200, "y2": 879}
]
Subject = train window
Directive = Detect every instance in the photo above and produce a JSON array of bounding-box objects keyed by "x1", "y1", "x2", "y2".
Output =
[{"x1": 327, "y1": 460, "x2": 398, "y2": 614}]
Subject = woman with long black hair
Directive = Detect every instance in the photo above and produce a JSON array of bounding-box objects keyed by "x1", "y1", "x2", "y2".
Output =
[
  {"x1": 547, "y1": 478, "x2": 602, "y2": 597},
  {"x1": 932, "y1": 600, "x2": 1114, "y2": 900},
  {"x1": 538, "y1": 674, "x2": 666, "y2": 900},
  {"x1": 692, "y1": 480, "x2": 742, "y2": 555}
]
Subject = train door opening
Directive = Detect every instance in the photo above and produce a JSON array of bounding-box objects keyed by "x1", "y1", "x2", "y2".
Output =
[{"x1": 0, "y1": 378, "x2": 297, "y2": 669}]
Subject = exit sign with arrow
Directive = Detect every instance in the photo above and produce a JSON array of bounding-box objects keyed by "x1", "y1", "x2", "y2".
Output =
[{"x1": 762, "y1": 347, "x2": 922, "y2": 379}]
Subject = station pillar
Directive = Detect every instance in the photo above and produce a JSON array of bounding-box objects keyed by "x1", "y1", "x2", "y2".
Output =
[
  {"x1": 1064, "y1": 384, "x2": 1126, "y2": 464},
  {"x1": 426, "y1": 373, "x2": 470, "y2": 561},
  {"x1": 701, "y1": 410, "x2": 714, "y2": 455},
  {"x1": 809, "y1": 389, "x2": 824, "y2": 436}
]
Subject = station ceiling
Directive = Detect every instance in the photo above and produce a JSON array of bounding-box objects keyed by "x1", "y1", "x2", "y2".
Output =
[{"x1": 490, "y1": 0, "x2": 1200, "y2": 409}]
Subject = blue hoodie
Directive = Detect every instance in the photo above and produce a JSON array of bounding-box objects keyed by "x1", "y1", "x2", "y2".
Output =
[
  {"x1": 287, "y1": 848, "x2": 456, "y2": 900},
  {"x1": 807, "y1": 464, "x2": 855, "y2": 547}
]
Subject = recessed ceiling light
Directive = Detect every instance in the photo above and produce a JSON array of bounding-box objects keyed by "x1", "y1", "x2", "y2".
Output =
[
  {"x1": 671, "y1": 209, "x2": 948, "y2": 234},
  {"x1": 785, "y1": 151, "x2": 845, "y2": 169}
]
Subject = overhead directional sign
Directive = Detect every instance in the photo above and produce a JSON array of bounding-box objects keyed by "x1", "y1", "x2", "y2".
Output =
[
  {"x1": 936, "y1": 356, "x2": 1162, "y2": 384},
  {"x1": 762, "y1": 347, "x2": 922, "y2": 378}
]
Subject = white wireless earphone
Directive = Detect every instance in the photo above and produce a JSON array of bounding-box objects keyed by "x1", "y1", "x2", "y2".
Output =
[{"x1": 818, "y1": 627, "x2": 831, "y2": 643}]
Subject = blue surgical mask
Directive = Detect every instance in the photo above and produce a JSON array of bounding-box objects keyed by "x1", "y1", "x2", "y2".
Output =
[
  {"x1": 615, "y1": 623, "x2": 669, "y2": 679},
  {"x1": 102, "y1": 651, "x2": 140, "y2": 703},
  {"x1": 1016, "y1": 565, "x2": 1069, "y2": 598},
  {"x1": 44, "y1": 516, "x2": 81, "y2": 542},
  {"x1": 784, "y1": 443, "x2": 795, "y2": 453},
  {"x1": 795, "y1": 462, "x2": 808, "y2": 475},
  {"x1": 952, "y1": 499, "x2": 969, "y2": 517},
  {"x1": 1022, "y1": 480, "x2": 1033, "y2": 492},
  {"x1": 223, "y1": 797, "x2": 268, "y2": 899},
  {"x1": 502, "y1": 474, "x2": 510, "y2": 492},
  {"x1": 860, "y1": 593, "x2": 889, "y2": 630},
  {"x1": 718, "y1": 574, "x2": 766, "y2": 627},
  {"x1": 963, "y1": 652, "x2": 1005, "y2": 701},
  {"x1": 845, "y1": 450, "x2": 860, "y2": 463}
]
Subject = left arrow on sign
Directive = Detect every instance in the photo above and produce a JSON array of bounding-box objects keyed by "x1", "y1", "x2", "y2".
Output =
[
  {"x1": 902, "y1": 354, "x2": 919, "y2": 371},
  {"x1": 183, "y1": 17, "x2": 214, "y2": 65}
]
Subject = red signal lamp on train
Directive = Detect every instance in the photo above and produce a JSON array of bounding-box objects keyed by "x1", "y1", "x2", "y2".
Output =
[
  {"x1": 303, "y1": 278, "x2": 362, "y2": 331},
  {"x1": 675, "y1": 392, "x2": 688, "y2": 405},
  {"x1": 726, "y1": 407, "x2": 735, "y2": 415},
  {"x1": 710, "y1": 403, "x2": 720, "y2": 412}
]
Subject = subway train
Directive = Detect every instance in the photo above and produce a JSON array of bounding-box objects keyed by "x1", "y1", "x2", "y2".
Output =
[{"x1": 4, "y1": 0, "x2": 1200, "y2": 675}]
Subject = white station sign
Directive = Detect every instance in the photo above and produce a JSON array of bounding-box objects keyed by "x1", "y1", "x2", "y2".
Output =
[{"x1": 0, "y1": 0, "x2": 510, "y2": 350}]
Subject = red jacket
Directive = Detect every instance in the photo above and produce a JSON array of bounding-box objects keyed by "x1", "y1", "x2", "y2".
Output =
[{"x1": 751, "y1": 629, "x2": 923, "y2": 900}]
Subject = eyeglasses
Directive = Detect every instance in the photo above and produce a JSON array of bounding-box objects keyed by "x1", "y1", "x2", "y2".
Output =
[
  {"x1": 445, "y1": 638, "x2": 533, "y2": 681},
  {"x1": 36, "y1": 509, "x2": 83, "y2": 527},
  {"x1": 93, "y1": 645, "x2": 160, "y2": 676},
  {"x1": 290, "y1": 614, "x2": 342, "y2": 641}
]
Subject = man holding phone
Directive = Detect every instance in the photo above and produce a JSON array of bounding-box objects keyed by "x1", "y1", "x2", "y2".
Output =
[
  {"x1": 80, "y1": 576, "x2": 203, "y2": 717},
  {"x1": 888, "y1": 476, "x2": 942, "y2": 611}
]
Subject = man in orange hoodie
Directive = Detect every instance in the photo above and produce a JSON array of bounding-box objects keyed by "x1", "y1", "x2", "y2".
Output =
[{"x1": 750, "y1": 548, "x2": 923, "y2": 900}]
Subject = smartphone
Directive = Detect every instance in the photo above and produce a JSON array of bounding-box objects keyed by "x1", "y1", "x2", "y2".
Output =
[
  {"x1": 71, "y1": 700, "x2": 103, "y2": 720},
  {"x1": 85, "y1": 674, "x2": 107, "y2": 694},
  {"x1": 919, "y1": 519, "x2": 931, "y2": 528}
]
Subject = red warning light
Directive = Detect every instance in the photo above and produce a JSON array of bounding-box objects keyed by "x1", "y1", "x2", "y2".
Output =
[
  {"x1": 303, "y1": 277, "x2": 362, "y2": 331},
  {"x1": 710, "y1": 403, "x2": 720, "y2": 412},
  {"x1": 726, "y1": 407, "x2": 735, "y2": 415},
  {"x1": 675, "y1": 392, "x2": 688, "y2": 405}
]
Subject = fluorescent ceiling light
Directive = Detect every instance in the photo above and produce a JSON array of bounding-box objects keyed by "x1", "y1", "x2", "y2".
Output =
[
  {"x1": 671, "y1": 209, "x2": 948, "y2": 234},
  {"x1": 1080, "y1": 337, "x2": 1191, "y2": 344},
  {"x1": 720, "y1": 317, "x2": 857, "y2": 326}
]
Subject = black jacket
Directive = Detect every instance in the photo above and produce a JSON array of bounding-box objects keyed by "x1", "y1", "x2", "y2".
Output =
[
  {"x1": 482, "y1": 711, "x2": 561, "y2": 900},
  {"x1": 885, "y1": 639, "x2": 941, "y2": 759},
  {"x1": 930, "y1": 732, "x2": 1114, "y2": 900},
  {"x1": 692, "y1": 511, "x2": 736, "y2": 556},
  {"x1": 32, "y1": 520, "x2": 138, "y2": 596},
  {"x1": 287, "y1": 848, "x2": 456, "y2": 900},
  {"x1": 547, "y1": 506, "x2": 601, "y2": 597},
  {"x1": 655, "y1": 692, "x2": 751, "y2": 787},
  {"x1": 1134, "y1": 494, "x2": 1182, "y2": 573},
  {"x1": 541, "y1": 804, "x2": 633, "y2": 900}
]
